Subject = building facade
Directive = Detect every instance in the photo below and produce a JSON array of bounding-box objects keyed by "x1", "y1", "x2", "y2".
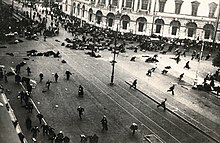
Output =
[{"x1": 62, "y1": 0, "x2": 220, "y2": 42}]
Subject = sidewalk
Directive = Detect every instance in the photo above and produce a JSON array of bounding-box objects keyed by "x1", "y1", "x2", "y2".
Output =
[{"x1": 0, "y1": 89, "x2": 26, "y2": 143}]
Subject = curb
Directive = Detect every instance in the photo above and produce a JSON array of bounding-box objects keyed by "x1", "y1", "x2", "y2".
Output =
[{"x1": 1, "y1": 91, "x2": 28, "y2": 143}]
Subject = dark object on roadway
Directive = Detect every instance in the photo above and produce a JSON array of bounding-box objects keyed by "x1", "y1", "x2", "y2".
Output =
[
  {"x1": 6, "y1": 53, "x2": 14, "y2": 56},
  {"x1": 161, "y1": 70, "x2": 168, "y2": 74},
  {"x1": 36, "y1": 53, "x2": 43, "y2": 56},
  {"x1": 55, "y1": 39, "x2": 60, "y2": 42},
  {"x1": 165, "y1": 66, "x2": 171, "y2": 69},
  {"x1": 85, "y1": 51, "x2": 101, "y2": 58},
  {"x1": 61, "y1": 60, "x2": 67, "y2": 63},
  {"x1": 65, "y1": 44, "x2": 73, "y2": 48},
  {"x1": 65, "y1": 38, "x2": 72, "y2": 43},
  {"x1": 130, "y1": 56, "x2": 136, "y2": 61},
  {"x1": 0, "y1": 46, "x2": 7, "y2": 48},
  {"x1": 145, "y1": 57, "x2": 159, "y2": 63},
  {"x1": 27, "y1": 50, "x2": 38, "y2": 56},
  {"x1": 44, "y1": 51, "x2": 56, "y2": 57},
  {"x1": 27, "y1": 50, "x2": 38, "y2": 53},
  {"x1": 19, "y1": 61, "x2": 26, "y2": 67},
  {"x1": 42, "y1": 90, "x2": 47, "y2": 93},
  {"x1": 23, "y1": 58, "x2": 30, "y2": 60},
  {"x1": 61, "y1": 42, "x2": 65, "y2": 46}
]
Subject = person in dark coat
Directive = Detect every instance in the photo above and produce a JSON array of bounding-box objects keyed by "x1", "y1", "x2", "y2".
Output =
[
  {"x1": 54, "y1": 73, "x2": 59, "y2": 82},
  {"x1": 65, "y1": 70, "x2": 72, "y2": 80},
  {"x1": 130, "y1": 79, "x2": 137, "y2": 89},
  {"x1": 15, "y1": 64, "x2": 21, "y2": 74},
  {"x1": 184, "y1": 61, "x2": 190, "y2": 69},
  {"x1": 31, "y1": 126, "x2": 40, "y2": 138},
  {"x1": 157, "y1": 98, "x2": 167, "y2": 111},
  {"x1": 36, "y1": 113, "x2": 44, "y2": 124},
  {"x1": 27, "y1": 84, "x2": 32, "y2": 95},
  {"x1": 26, "y1": 117, "x2": 32, "y2": 130},
  {"x1": 41, "y1": 124, "x2": 49, "y2": 136},
  {"x1": 39, "y1": 73, "x2": 43, "y2": 82},
  {"x1": 78, "y1": 85, "x2": 84, "y2": 97},
  {"x1": 101, "y1": 115, "x2": 108, "y2": 131},
  {"x1": 77, "y1": 106, "x2": 84, "y2": 119},
  {"x1": 26, "y1": 67, "x2": 31, "y2": 76},
  {"x1": 46, "y1": 80, "x2": 51, "y2": 90},
  {"x1": 167, "y1": 84, "x2": 175, "y2": 95},
  {"x1": 178, "y1": 73, "x2": 184, "y2": 82},
  {"x1": 146, "y1": 69, "x2": 152, "y2": 76}
]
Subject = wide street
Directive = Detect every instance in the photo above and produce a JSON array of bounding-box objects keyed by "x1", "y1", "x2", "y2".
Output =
[{"x1": 1, "y1": 1, "x2": 220, "y2": 143}]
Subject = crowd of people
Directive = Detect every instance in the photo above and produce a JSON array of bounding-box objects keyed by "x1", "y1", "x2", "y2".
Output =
[{"x1": 1, "y1": 0, "x2": 220, "y2": 142}]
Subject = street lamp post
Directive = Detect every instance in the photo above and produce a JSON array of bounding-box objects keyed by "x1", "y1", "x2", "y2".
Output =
[
  {"x1": 193, "y1": 33, "x2": 204, "y2": 87},
  {"x1": 110, "y1": 24, "x2": 118, "y2": 85}
]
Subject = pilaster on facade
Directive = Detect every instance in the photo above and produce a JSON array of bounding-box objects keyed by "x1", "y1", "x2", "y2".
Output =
[
  {"x1": 118, "y1": 0, "x2": 123, "y2": 13},
  {"x1": 133, "y1": 0, "x2": 139, "y2": 12}
]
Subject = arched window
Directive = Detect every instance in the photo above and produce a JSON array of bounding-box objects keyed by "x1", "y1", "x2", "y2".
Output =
[
  {"x1": 170, "y1": 20, "x2": 180, "y2": 35},
  {"x1": 77, "y1": 4, "x2": 80, "y2": 15},
  {"x1": 96, "y1": 10, "x2": 103, "y2": 24},
  {"x1": 186, "y1": 22, "x2": 197, "y2": 37},
  {"x1": 155, "y1": 19, "x2": 164, "y2": 33},
  {"x1": 121, "y1": 15, "x2": 130, "y2": 30},
  {"x1": 82, "y1": 5, "x2": 85, "y2": 17},
  {"x1": 203, "y1": 24, "x2": 214, "y2": 39},
  {"x1": 73, "y1": 3, "x2": 76, "y2": 14},
  {"x1": 107, "y1": 13, "x2": 115, "y2": 27},
  {"x1": 208, "y1": 2, "x2": 217, "y2": 18},
  {"x1": 136, "y1": 17, "x2": 147, "y2": 32},
  {"x1": 89, "y1": 9, "x2": 93, "y2": 22}
]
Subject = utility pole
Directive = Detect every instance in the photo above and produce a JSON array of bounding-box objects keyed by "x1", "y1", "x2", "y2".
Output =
[
  {"x1": 110, "y1": 24, "x2": 118, "y2": 85},
  {"x1": 212, "y1": 0, "x2": 220, "y2": 51}
]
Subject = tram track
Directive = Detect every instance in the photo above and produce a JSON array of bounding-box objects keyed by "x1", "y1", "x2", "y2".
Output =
[{"x1": 41, "y1": 39, "x2": 212, "y2": 142}]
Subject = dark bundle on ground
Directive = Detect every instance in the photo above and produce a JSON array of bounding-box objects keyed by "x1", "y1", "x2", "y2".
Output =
[
  {"x1": 6, "y1": 53, "x2": 14, "y2": 56},
  {"x1": 23, "y1": 58, "x2": 30, "y2": 60},
  {"x1": 61, "y1": 60, "x2": 67, "y2": 63},
  {"x1": 0, "y1": 46, "x2": 7, "y2": 48},
  {"x1": 43, "y1": 51, "x2": 56, "y2": 57},
  {"x1": 165, "y1": 66, "x2": 171, "y2": 69}
]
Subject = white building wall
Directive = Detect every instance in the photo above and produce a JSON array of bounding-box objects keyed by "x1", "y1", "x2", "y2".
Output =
[{"x1": 61, "y1": 0, "x2": 220, "y2": 43}]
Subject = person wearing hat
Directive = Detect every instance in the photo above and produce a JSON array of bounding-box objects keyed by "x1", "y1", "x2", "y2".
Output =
[
  {"x1": 31, "y1": 126, "x2": 40, "y2": 138},
  {"x1": 39, "y1": 72, "x2": 43, "y2": 82},
  {"x1": 101, "y1": 115, "x2": 108, "y2": 131},
  {"x1": 77, "y1": 106, "x2": 84, "y2": 119}
]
